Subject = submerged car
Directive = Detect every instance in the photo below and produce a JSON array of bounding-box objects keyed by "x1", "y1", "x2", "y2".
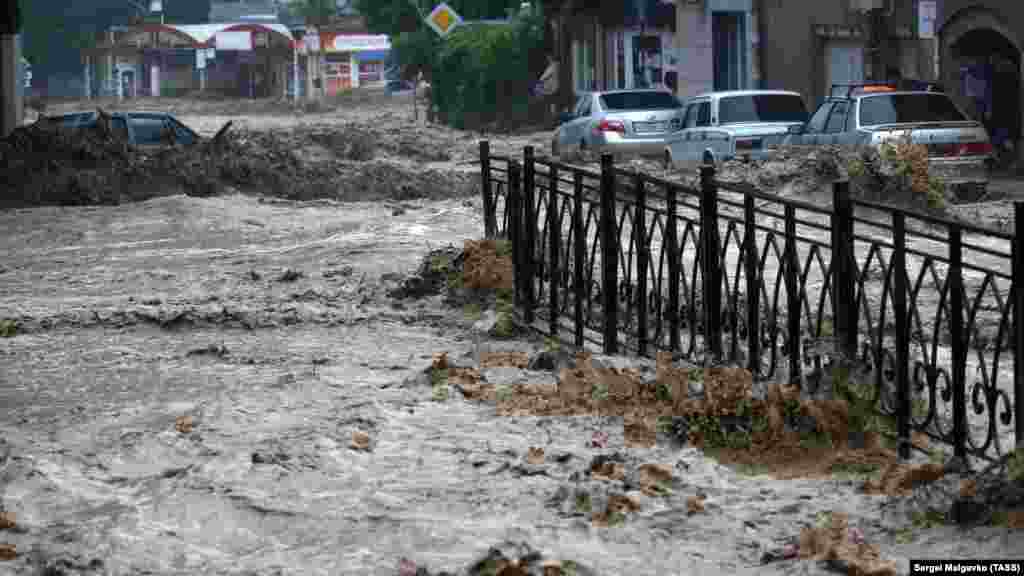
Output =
[
  {"x1": 663, "y1": 90, "x2": 809, "y2": 168},
  {"x1": 551, "y1": 89, "x2": 686, "y2": 158},
  {"x1": 47, "y1": 110, "x2": 200, "y2": 147},
  {"x1": 781, "y1": 83, "x2": 993, "y2": 193}
]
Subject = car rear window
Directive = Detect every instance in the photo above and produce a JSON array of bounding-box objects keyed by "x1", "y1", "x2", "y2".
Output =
[
  {"x1": 54, "y1": 113, "x2": 93, "y2": 127},
  {"x1": 718, "y1": 95, "x2": 808, "y2": 124},
  {"x1": 859, "y1": 93, "x2": 968, "y2": 126},
  {"x1": 599, "y1": 91, "x2": 682, "y2": 111}
]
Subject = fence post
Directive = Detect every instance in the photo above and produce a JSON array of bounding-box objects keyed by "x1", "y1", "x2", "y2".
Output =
[
  {"x1": 892, "y1": 212, "x2": 911, "y2": 460},
  {"x1": 744, "y1": 194, "x2": 760, "y2": 376},
  {"x1": 1015, "y1": 202, "x2": 1024, "y2": 449},
  {"x1": 949, "y1": 222, "x2": 967, "y2": 462},
  {"x1": 508, "y1": 160, "x2": 522, "y2": 309},
  {"x1": 831, "y1": 181, "x2": 858, "y2": 362},
  {"x1": 549, "y1": 164, "x2": 560, "y2": 338},
  {"x1": 480, "y1": 140, "x2": 494, "y2": 238},
  {"x1": 523, "y1": 146, "x2": 536, "y2": 325},
  {"x1": 573, "y1": 171, "x2": 585, "y2": 348},
  {"x1": 785, "y1": 205, "x2": 802, "y2": 386},
  {"x1": 600, "y1": 153, "x2": 619, "y2": 355},
  {"x1": 700, "y1": 162, "x2": 722, "y2": 361},
  {"x1": 667, "y1": 184, "x2": 681, "y2": 352},
  {"x1": 635, "y1": 173, "x2": 648, "y2": 356}
]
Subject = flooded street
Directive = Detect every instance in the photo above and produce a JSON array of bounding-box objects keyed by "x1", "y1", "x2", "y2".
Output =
[{"x1": 1, "y1": 97, "x2": 1021, "y2": 575}]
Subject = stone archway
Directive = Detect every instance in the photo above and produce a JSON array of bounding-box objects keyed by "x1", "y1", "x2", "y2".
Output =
[{"x1": 940, "y1": 6, "x2": 1023, "y2": 169}]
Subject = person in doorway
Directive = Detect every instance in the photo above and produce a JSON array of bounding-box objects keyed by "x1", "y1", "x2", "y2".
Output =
[
  {"x1": 663, "y1": 70, "x2": 678, "y2": 95},
  {"x1": 535, "y1": 56, "x2": 560, "y2": 124}
]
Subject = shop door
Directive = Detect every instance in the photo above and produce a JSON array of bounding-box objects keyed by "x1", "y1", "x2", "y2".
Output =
[
  {"x1": 826, "y1": 41, "x2": 864, "y2": 96},
  {"x1": 713, "y1": 12, "x2": 746, "y2": 91},
  {"x1": 623, "y1": 32, "x2": 663, "y2": 89}
]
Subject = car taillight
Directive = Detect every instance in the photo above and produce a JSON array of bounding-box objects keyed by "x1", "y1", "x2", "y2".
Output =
[
  {"x1": 593, "y1": 119, "x2": 625, "y2": 134},
  {"x1": 956, "y1": 141, "x2": 994, "y2": 157}
]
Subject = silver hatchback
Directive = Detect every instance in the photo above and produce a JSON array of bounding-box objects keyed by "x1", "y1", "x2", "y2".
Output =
[{"x1": 551, "y1": 89, "x2": 685, "y2": 158}]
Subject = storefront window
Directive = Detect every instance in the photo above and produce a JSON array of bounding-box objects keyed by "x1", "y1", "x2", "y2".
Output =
[
  {"x1": 632, "y1": 35, "x2": 662, "y2": 89},
  {"x1": 359, "y1": 61, "x2": 383, "y2": 82}
]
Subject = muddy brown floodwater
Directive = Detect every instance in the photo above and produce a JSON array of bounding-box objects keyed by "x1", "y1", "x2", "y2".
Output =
[{"x1": 2, "y1": 97, "x2": 1021, "y2": 576}]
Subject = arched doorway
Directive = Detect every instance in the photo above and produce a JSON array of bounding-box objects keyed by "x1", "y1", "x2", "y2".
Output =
[
  {"x1": 941, "y1": 8, "x2": 1023, "y2": 170},
  {"x1": 952, "y1": 29, "x2": 1020, "y2": 167}
]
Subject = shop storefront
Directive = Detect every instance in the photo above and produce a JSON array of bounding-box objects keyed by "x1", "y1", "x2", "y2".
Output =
[
  {"x1": 605, "y1": 29, "x2": 676, "y2": 90},
  {"x1": 319, "y1": 31, "x2": 390, "y2": 95}
]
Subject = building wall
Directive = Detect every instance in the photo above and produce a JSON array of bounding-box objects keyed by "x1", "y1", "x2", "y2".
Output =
[
  {"x1": 759, "y1": 0, "x2": 851, "y2": 108},
  {"x1": 675, "y1": 4, "x2": 714, "y2": 98},
  {"x1": 759, "y1": 0, "x2": 920, "y2": 109},
  {"x1": 674, "y1": 0, "x2": 756, "y2": 99}
]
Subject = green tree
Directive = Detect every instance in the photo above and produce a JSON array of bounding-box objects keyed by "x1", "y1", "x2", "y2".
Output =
[
  {"x1": 18, "y1": 0, "x2": 212, "y2": 78},
  {"x1": 291, "y1": 0, "x2": 339, "y2": 26},
  {"x1": 429, "y1": 8, "x2": 546, "y2": 130},
  {"x1": 354, "y1": 0, "x2": 543, "y2": 81},
  {"x1": 353, "y1": 0, "x2": 528, "y2": 37}
]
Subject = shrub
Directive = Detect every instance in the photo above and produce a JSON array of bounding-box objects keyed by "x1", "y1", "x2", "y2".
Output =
[
  {"x1": 429, "y1": 11, "x2": 546, "y2": 131},
  {"x1": 849, "y1": 132, "x2": 947, "y2": 211}
]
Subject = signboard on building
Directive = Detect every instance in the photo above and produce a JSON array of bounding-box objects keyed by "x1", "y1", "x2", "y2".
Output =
[
  {"x1": 330, "y1": 34, "x2": 390, "y2": 52},
  {"x1": 216, "y1": 30, "x2": 253, "y2": 51},
  {"x1": 426, "y1": 3, "x2": 462, "y2": 38},
  {"x1": 918, "y1": 0, "x2": 937, "y2": 39}
]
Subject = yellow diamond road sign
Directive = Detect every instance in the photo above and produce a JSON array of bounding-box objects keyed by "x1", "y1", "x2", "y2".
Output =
[{"x1": 426, "y1": 2, "x2": 462, "y2": 37}]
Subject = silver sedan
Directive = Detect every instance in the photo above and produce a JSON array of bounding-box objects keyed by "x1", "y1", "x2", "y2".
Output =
[{"x1": 551, "y1": 89, "x2": 685, "y2": 159}]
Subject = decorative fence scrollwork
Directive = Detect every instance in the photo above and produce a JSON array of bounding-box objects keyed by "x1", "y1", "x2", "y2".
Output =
[{"x1": 478, "y1": 140, "x2": 1024, "y2": 464}]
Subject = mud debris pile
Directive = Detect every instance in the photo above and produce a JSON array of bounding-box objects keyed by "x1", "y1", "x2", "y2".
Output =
[{"x1": 0, "y1": 111, "x2": 476, "y2": 209}]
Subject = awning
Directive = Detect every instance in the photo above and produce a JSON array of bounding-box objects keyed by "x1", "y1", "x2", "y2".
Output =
[
  {"x1": 356, "y1": 50, "x2": 389, "y2": 62},
  {"x1": 114, "y1": 22, "x2": 297, "y2": 49}
]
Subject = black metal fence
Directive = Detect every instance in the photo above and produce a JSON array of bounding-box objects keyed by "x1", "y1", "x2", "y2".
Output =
[{"x1": 478, "y1": 140, "x2": 1024, "y2": 463}]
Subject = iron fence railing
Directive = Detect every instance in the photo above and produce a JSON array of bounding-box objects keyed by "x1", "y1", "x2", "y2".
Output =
[{"x1": 477, "y1": 140, "x2": 1024, "y2": 464}]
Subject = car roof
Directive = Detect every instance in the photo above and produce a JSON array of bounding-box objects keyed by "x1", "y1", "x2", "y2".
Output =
[
  {"x1": 817, "y1": 91, "x2": 951, "y2": 104},
  {"x1": 580, "y1": 89, "x2": 677, "y2": 99},
  {"x1": 54, "y1": 110, "x2": 172, "y2": 117},
  {"x1": 689, "y1": 90, "x2": 803, "y2": 99},
  {"x1": 594, "y1": 88, "x2": 674, "y2": 94},
  {"x1": 854, "y1": 90, "x2": 949, "y2": 98}
]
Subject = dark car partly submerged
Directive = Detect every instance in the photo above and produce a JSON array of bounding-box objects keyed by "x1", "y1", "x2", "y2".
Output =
[{"x1": 47, "y1": 110, "x2": 201, "y2": 147}]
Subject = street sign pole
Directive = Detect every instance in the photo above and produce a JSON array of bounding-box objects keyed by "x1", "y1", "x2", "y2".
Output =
[{"x1": 421, "y1": 3, "x2": 463, "y2": 122}]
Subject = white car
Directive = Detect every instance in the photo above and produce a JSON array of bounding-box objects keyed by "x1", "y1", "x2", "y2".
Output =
[
  {"x1": 552, "y1": 89, "x2": 686, "y2": 158},
  {"x1": 663, "y1": 90, "x2": 809, "y2": 168}
]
